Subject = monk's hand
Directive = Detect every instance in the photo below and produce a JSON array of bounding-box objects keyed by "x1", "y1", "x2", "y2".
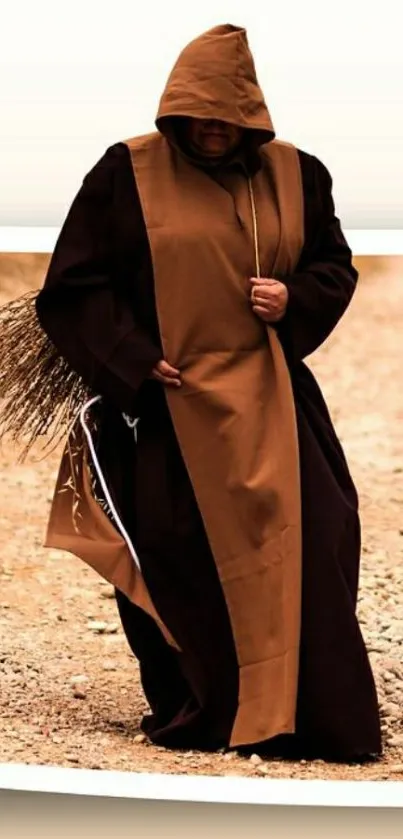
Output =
[
  {"x1": 249, "y1": 277, "x2": 289, "y2": 323},
  {"x1": 150, "y1": 359, "x2": 182, "y2": 387}
]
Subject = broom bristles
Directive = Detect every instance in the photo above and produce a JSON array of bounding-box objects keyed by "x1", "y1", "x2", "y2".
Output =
[{"x1": 0, "y1": 289, "x2": 93, "y2": 462}]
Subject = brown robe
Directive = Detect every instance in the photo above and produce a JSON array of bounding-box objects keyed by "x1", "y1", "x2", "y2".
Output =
[{"x1": 35, "y1": 24, "x2": 381, "y2": 759}]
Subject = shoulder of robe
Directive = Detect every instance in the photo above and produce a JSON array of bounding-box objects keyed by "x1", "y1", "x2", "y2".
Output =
[
  {"x1": 79, "y1": 142, "x2": 134, "y2": 195},
  {"x1": 261, "y1": 138, "x2": 299, "y2": 160},
  {"x1": 76, "y1": 141, "x2": 153, "y2": 211},
  {"x1": 260, "y1": 139, "x2": 326, "y2": 184},
  {"x1": 293, "y1": 150, "x2": 337, "y2": 240},
  {"x1": 266, "y1": 145, "x2": 336, "y2": 240},
  {"x1": 265, "y1": 141, "x2": 332, "y2": 185},
  {"x1": 121, "y1": 131, "x2": 162, "y2": 154},
  {"x1": 294, "y1": 148, "x2": 333, "y2": 194}
]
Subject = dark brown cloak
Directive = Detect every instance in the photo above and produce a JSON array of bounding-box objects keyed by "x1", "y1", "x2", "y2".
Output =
[{"x1": 35, "y1": 24, "x2": 381, "y2": 759}]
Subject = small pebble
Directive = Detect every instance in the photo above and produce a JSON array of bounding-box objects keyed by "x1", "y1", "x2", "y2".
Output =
[
  {"x1": 384, "y1": 684, "x2": 396, "y2": 696},
  {"x1": 73, "y1": 688, "x2": 87, "y2": 700},
  {"x1": 387, "y1": 735, "x2": 403, "y2": 748},
  {"x1": 87, "y1": 621, "x2": 107, "y2": 633},
  {"x1": 382, "y1": 702, "x2": 400, "y2": 718},
  {"x1": 104, "y1": 624, "x2": 119, "y2": 634},
  {"x1": 255, "y1": 763, "x2": 271, "y2": 776},
  {"x1": 100, "y1": 588, "x2": 116, "y2": 600},
  {"x1": 70, "y1": 675, "x2": 88, "y2": 685}
]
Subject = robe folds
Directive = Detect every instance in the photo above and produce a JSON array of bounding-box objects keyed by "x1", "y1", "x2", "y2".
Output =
[{"x1": 35, "y1": 24, "x2": 381, "y2": 759}]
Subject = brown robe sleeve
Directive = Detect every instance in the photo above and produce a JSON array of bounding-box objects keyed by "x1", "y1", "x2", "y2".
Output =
[
  {"x1": 276, "y1": 152, "x2": 358, "y2": 365},
  {"x1": 35, "y1": 145, "x2": 162, "y2": 416}
]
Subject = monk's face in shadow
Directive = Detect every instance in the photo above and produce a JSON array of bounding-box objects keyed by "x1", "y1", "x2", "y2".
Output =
[{"x1": 185, "y1": 118, "x2": 244, "y2": 158}]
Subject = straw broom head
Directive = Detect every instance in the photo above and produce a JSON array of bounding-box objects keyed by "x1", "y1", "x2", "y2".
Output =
[{"x1": 0, "y1": 289, "x2": 93, "y2": 462}]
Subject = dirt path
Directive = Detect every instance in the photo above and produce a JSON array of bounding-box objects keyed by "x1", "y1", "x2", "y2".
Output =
[{"x1": 1, "y1": 258, "x2": 403, "y2": 782}]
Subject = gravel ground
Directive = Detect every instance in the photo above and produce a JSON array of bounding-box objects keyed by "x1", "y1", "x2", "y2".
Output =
[{"x1": 0, "y1": 256, "x2": 402, "y2": 782}]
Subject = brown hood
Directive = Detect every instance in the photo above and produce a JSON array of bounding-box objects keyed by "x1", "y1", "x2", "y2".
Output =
[{"x1": 155, "y1": 24, "x2": 275, "y2": 151}]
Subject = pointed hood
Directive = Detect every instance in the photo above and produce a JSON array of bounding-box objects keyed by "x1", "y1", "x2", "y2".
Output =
[{"x1": 155, "y1": 24, "x2": 275, "y2": 152}]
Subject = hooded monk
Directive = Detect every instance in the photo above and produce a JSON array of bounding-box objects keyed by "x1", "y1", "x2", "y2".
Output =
[{"x1": 35, "y1": 24, "x2": 381, "y2": 761}]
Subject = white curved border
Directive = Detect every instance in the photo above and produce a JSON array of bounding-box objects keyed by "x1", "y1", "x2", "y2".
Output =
[
  {"x1": 1, "y1": 227, "x2": 403, "y2": 254},
  {"x1": 1, "y1": 762, "x2": 403, "y2": 807}
]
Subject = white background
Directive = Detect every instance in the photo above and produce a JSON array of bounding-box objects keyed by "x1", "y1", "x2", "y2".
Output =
[
  {"x1": 0, "y1": 0, "x2": 402, "y2": 228},
  {"x1": 1, "y1": 1, "x2": 403, "y2": 831}
]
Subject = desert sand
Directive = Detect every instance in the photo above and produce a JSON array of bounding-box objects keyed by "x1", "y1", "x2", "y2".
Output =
[{"x1": 0, "y1": 254, "x2": 402, "y2": 781}]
